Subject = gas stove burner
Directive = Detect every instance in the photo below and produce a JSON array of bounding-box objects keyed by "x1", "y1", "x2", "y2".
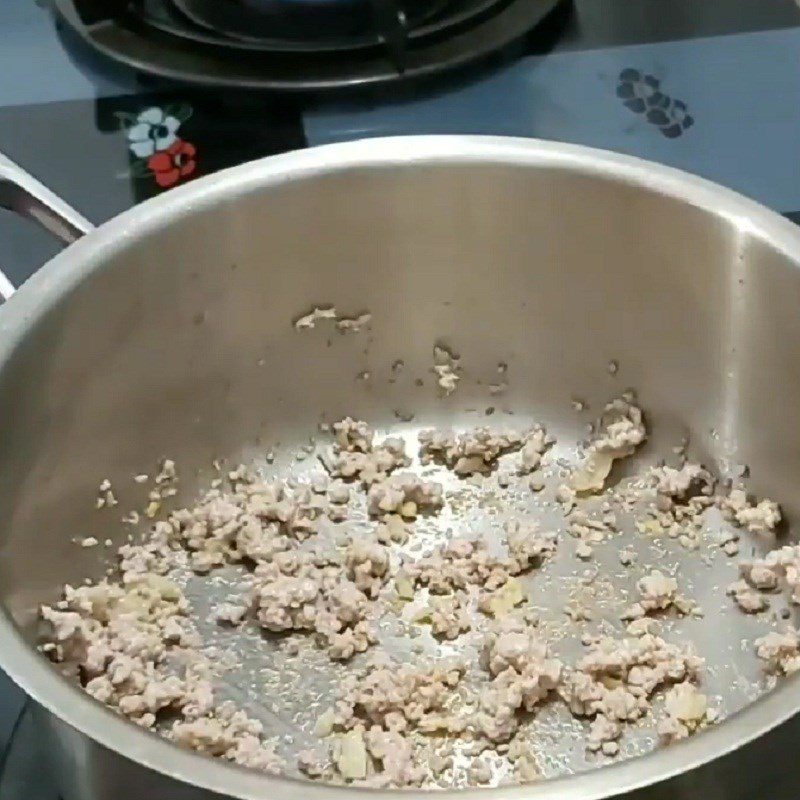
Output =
[
  {"x1": 166, "y1": 0, "x2": 454, "y2": 50},
  {"x1": 54, "y1": 0, "x2": 568, "y2": 91},
  {"x1": 154, "y1": 0, "x2": 490, "y2": 62}
]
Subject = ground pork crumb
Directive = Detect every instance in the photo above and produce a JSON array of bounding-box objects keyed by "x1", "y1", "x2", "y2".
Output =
[
  {"x1": 476, "y1": 618, "x2": 562, "y2": 742},
  {"x1": 333, "y1": 418, "x2": 373, "y2": 452},
  {"x1": 727, "y1": 579, "x2": 769, "y2": 613},
  {"x1": 155, "y1": 458, "x2": 177, "y2": 485},
  {"x1": 622, "y1": 570, "x2": 698, "y2": 621},
  {"x1": 755, "y1": 629, "x2": 800, "y2": 675},
  {"x1": 364, "y1": 728, "x2": 425, "y2": 787},
  {"x1": 165, "y1": 469, "x2": 338, "y2": 571},
  {"x1": 468, "y1": 759, "x2": 492, "y2": 784},
  {"x1": 367, "y1": 474, "x2": 443, "y2": 517},
  {"x1": 429, "y1": 593, "x2": 472, "y2": 639},
  {"x1": 336, "y1": 313, "x2": 372, "y2": 333},
  {"x1": 432, "y1": 345, "x2": 460, "y2": 396},
  {"x1": 517, "y1": 426, "x2": 551, "y2": 473},
  {"x1": 327, "y1": 480, "x2": 351, "y2": 505},
  {"x1": 39, "y1": 399, "x2": 792, "y2": 787},
  {"x1": 586, "y1": 714, "x2": 621, "y2": 753},
  {"x1": 335, "y1": 654, "x2": 466, "y2": 733},
  {"x1": 320, "y1": 421, "x2": 409, "y2": 485},
  {"x1": 505, "y1": 520, "x2": 557, "y2": 570},
  {"x1": 720, "y1": 488, "x2": 781, "y2": 534},
  {"x1": 560, "y1": 632, "x2": 703, "y2": 751},
  {"x1": 251, "y1": 553, "x2": 375, "y2": 660},
  {"x1": 576, "y1": 543, "x2": 593, "y2": 560},
  {"x1": 294, "y1": 307, "x2": 373, "y2": 334},
  {"x1": 637, "y1": 570, "x2": 678, "y2": 612},
  {"x1": 406, "y1": 533, "x2": 546, "y2": 597},
  {"x1": 172, "y1": 702, "x2": 284, "y2": 773},
  {"x1": 326, "y1": 655, "x2": 466, "y2": 784},
  {"x1": 633, "y1": 461, "x2": 717, "y2": 551},
  {"x1": 419, "y1": 426, "x2": 534, "y2": 476},
  {"x1": 41, "y1": 578, "x2": 283, "y2": 773},
  {"x1": 739, "y1": 545, "x2": 800, "y2": 604},
  {"x1": 294, "y1": 306, "x2": 337, "y2": 330},
  {"x1": 346, "y1": 538, "x2": 390, "y2": 598},
  {"x1": 654, "y1": 463, "x2": 714, "y2": 505},
  {"x1": 96, "y1": 478, "x2": 118, "y2": 509},
  {"x1": 567, "y1": 508, "x2": 617, "y2": 553},
  {"x1": 406, "y1": 539, "x2": 509, "y2": 594},
  {"x1": 404, "y1": 522, "x2": 555, "y2": 609},
  {"x1": 592, "y1": 396, "x2": 646, "y2": 457}
]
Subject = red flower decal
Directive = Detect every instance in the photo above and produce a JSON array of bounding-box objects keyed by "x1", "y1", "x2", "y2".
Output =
[{"x1": 147, "y1": 139, "x2": 197, "y2": 187}]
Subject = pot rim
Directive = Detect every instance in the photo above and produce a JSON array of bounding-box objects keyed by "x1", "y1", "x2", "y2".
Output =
[{"x1": 2, "y1": 135, "x2": 799, "y2": 800}]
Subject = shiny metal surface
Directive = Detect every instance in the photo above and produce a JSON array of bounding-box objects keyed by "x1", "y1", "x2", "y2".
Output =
[
  {"x1": 0, "y1": 151, "x2": 94, "y2": 298},
  {"x1": 0, "y1": 136, "x2": 800, "y2": 799}
]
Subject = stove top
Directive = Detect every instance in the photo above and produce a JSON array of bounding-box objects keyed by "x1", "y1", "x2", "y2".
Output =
[
  {"x1": 54, "y1": 0, "x2": 566, "y2": 90},
  {"x1": 0, "y1": 702, "x2": 55, "y2": 800},
  {"x1": 4, "y1": 0, "x2": 800, "y2": 793}
]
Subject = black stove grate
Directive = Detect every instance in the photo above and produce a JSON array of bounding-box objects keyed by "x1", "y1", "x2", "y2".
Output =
[
  {"x1": 54, "y1": 0, "x2": 569, "y2": 91},
  {"x1": 143, "y1": 0, "x2": 503, "y2": 54}
]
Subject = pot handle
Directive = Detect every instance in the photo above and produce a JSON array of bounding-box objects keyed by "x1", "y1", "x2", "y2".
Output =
[{"x1": 0, "y1": 152, "x2": 95, "y2": 301}]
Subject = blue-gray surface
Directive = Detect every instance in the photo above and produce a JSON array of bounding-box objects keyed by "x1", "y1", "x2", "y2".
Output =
[
  {"x1": 0, "y1": 673, "x2": 24, "y2": 763},
  {"x1": 0, "y1": 0, "x2": 141, "y2": 106},
  {"x1": 307, "y1": 27, "x2": 800, "y2": 211}
]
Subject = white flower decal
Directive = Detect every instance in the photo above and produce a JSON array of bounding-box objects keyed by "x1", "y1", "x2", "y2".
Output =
[{"x1": 126, "y1": 107, "x2": 181, "y2": 158}]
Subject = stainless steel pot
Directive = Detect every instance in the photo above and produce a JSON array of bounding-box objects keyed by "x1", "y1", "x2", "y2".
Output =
[{"x1": 1, "y1": 136, "x2": 800, "y2": 800}]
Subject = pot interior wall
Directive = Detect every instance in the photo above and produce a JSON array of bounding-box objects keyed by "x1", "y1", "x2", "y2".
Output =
[{"x1": 0, "y1": 159, "x2": 797, "y2": 639}]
